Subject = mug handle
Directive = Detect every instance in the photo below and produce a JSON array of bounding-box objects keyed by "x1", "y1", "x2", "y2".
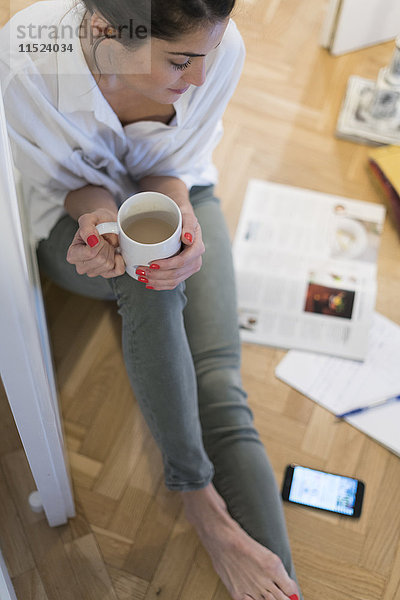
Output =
[
  {"x1": 96, "y1": 222, "x2": 119, "y2": 236},
  {"x1": 95, "y1": 221, "x2": 124, "y2": 259},
  {"x1": 96, "y1": 221, "x2": 142, "y2": 278}
]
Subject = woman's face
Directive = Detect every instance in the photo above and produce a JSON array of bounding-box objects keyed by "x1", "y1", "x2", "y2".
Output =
[{"x1": 93, "y1": 18, "x2": 229, "y2": 103}]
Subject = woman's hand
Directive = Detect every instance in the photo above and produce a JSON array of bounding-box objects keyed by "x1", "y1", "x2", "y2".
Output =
[
  {"x1": 66, "y1": 208, "x2": 126, "y2": 279},
  {"x1": 136, "y1": 208, "x2": 205, "y2": 290}
]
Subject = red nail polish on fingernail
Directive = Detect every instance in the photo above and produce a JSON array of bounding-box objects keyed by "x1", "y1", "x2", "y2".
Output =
[
  {"x1": 146, "y1": 285, "x2": 154, "y2": 289},
  {"x1": 87, "y1": 235, "x2": 99, "y2": 247},
  {"x1": 150, "y1": 263, "x2": 160, "y2": 269},
  {"x1": 290, "y1": 595, "x2": 299, "y2": 600},
  {"x1": 184, "y1": 232, "x2": 193, "y2": 243},
  {"x1": 136, "y1": 268, "x2": 146, "y2": 276},
  {"x1": 138, "y1": 276, "x2": 148, "y2": 283}
]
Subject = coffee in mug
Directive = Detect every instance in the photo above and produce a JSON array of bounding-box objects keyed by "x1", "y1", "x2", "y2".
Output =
[
  {"x1": 122, "y1": 211, "x2": 177, "y2": 244},
  {"x1": 96, "y1": 192, "x2": 182, "y2": 279}
]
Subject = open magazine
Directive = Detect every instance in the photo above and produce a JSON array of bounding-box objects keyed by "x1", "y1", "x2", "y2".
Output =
[{"x1": 233, "y1": 180, "x2": 386, "y2": 360}]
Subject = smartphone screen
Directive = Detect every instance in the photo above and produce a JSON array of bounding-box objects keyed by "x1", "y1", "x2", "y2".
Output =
[{"x1": 282, "y1": 465, "x2": 364, "y2": 517}]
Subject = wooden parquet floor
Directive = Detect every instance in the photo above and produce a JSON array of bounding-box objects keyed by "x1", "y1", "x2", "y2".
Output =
[{"x1": 1, "y1": 0, "x2": 400, "y2": 598}]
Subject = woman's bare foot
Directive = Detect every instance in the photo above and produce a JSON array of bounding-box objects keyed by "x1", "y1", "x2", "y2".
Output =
[{"x1": 181, "y1": 483, "x2": 300, "y2": 600}]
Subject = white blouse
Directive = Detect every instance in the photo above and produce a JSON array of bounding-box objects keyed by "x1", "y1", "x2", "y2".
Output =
[{"x1": 0, "y1": 0, "x2": 245, "y2": 243}]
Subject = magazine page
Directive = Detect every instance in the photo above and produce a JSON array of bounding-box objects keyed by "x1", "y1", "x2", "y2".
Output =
[{"x1": 233, "y1": 179, "x2": 386, "y2": 360}]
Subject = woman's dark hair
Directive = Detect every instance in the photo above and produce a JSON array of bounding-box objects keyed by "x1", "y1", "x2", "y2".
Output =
[{"x1": 83, "y1": 0, "x2": 236, "y2": 49}]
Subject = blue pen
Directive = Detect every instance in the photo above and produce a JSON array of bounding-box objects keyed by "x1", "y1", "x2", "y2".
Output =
[{"x1": 336, "y1": 394, "x2": 400, "y2": 419}]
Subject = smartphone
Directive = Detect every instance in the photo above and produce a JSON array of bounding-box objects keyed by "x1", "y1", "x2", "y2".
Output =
[{"x1": 281, "y1": 464, "x2": 365, "y2": 518}]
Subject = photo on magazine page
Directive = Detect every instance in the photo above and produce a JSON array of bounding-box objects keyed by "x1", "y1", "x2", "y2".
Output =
[
  {"x1": 330, "y1": 201, "x2": 383, "y2": 263},
  {"x1": 303, "y1": 283, "x2": 356, "y2": 320}
]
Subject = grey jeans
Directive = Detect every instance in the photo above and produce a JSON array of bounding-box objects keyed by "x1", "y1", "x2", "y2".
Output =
[{"x1": 38, "y1": 185, "x2": 300, "y2": 588}]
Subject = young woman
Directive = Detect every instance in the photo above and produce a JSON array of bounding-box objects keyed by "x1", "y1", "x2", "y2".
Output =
[{"x1": 0, "y1": 1, "x2": 301, "y2": 598}]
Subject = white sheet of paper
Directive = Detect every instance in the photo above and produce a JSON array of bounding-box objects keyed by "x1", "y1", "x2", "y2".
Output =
[
  {"x1": 275, "y1": 312, "x2": 400, "y2": 455},
  {"x1": 346, "y1": 402, "x2": 400, "y2": 457}
]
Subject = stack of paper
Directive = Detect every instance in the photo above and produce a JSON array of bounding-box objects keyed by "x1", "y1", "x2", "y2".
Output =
[{"x1": 275, "y1": 313, "x2": 400, "y2": 456}]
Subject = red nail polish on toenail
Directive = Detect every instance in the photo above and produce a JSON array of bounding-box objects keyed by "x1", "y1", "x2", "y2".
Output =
[{"x1": 289, "y1": 595, "x2": 299, "y2": 600}]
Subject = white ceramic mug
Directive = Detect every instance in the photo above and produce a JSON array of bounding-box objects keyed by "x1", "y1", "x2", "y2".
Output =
[{"x1": 96, "y1": 192, "x2": 182, "y2": 279}]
